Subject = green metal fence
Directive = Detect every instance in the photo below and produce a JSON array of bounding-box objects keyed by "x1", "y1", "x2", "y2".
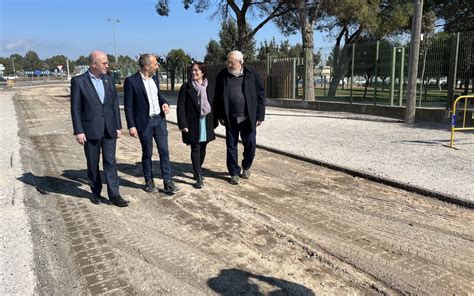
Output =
[
  {"x1": 311, "y1": 31, "x2": 474, "y2": 108},
  {"x1": 204, "y1": 32, "x2": 473, "y2": 108}
]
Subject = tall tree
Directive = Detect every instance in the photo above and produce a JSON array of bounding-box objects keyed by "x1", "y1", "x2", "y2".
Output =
[
  {"x1": 24, "y1": 50, "x2": 43, "y2": 71},
  {"x1": 295, "y1": 0, "x2": 320, "y2": 100},
  {"x1": 44, "y1": 55, "x2": 68, "y2": 71},
  {"x1": 428, "y1": 0, "x2": 474, "y2": 32},
  {"x1": 204, "y1": 19, "x2": 256, "y2": 63},
  {"x1": 204, "y1": 39, "x2": 223, "y2": 64},
  {"x1": 10, "y1": 54, "x2": 24, "y2": 73},
  {"x1": 75, "y1": 55, "x2": 89, "y2": 66},
  {"x1": 156, "y1": 0, "x2": 292, "y2": 56},
  {"x1": 273, "y1": 0, "x2": 321, "y2": 101},
  {"x1": 160, "y1": 49, "x2": 191, "y2": 91},
  {"x1": 317, "y1": 0, "x2": 415, "y2": 98},
  {"x1": 0, "y1": 54, "x2": 24, "y2": 75}
]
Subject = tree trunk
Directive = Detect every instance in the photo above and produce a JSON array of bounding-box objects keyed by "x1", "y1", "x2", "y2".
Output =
[
  {"x1": 405, "y1": 0, "x2": 423, "y2": 124},
  {"x1": 236, "y1": 15, "x2": 247, "y2": 51},
  {"x1": 296, "y1": 0, "x2": 315, "y2": 101},
  {"x1": 170, "y1": 71, "x2": 175, "y2": 91},
  {"x1": 327, "y1": 45, "x2": 352, "y2": 98}
]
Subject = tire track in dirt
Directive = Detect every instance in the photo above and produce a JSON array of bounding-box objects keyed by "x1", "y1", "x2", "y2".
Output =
[
  {"x1": 14, "y1": 86, "x2": 474, "y2": 295},
  {"x1": 15, "y1": 90, "x2": 135, "y2": 295}
]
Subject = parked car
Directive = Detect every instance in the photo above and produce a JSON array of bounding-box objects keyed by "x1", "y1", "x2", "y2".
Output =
[
  {"x1": 4, "y1": 75, "x2": 18, "y2": 80},
  {"x1": 354, "y1": 79, "x2": 367, "y2": 86},
  {"x1": 0, "y1": 77, "x2": 8, "y2": 86}
]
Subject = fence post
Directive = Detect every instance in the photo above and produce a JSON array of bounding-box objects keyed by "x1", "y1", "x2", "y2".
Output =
[
  {"x1": 350, "y1": 44, "x2": 355, "y2": 104},
  {"x1": 390, "y1": 47, "x2": 397, "y2": 105},
  {"x1": 398, "y1": 47, "x2": 405, "y2": 106},
  {"x1": 447, "y1": 33, "x2": 460, "y2": 105},
  {"x1": 292, "y1": 58, "x2": 296, "y2": 100},
  {"x1": 374, "y1": 41, "x2": 380, "y2": 106}
]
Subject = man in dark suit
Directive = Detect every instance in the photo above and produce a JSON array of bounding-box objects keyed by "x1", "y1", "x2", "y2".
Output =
[
  {"x1": 214, "y1": 50, "x2": 266, "y2": 185},
  {"x1": 123, "y1": 53, "x2": 180, "y2": 194},
  {"x1": 70, "y1": 50, "x2": 128, "y2": 207}
]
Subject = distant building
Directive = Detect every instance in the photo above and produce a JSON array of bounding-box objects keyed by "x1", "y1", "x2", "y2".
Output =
[{"x1": 74, "y1": 65, "x2": 89, "y2": 75}]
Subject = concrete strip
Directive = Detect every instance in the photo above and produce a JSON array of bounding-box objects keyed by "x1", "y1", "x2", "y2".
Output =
[{"x1": 0, "y1": 91, "x2": 36, "y2": 294}]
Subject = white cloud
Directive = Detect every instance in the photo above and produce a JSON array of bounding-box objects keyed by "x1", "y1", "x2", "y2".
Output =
[{"x1": 2, "y1": 39, "x2": 36, "y2": 51}]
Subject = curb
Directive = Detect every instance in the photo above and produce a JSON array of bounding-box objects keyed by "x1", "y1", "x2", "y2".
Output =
[{"x1": 165, "y1": 119, "x2": 473, "y2": 209}]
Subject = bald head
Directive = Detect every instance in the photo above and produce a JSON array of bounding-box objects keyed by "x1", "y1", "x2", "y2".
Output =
[
  {"x1": 88, "y1": 50, "x2": 109, "y2": 76},
  {"x1": 89, "y1": 51, "x2": 107, "y2": 64}
]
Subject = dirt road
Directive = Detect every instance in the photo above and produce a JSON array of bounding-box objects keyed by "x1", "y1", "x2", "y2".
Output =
[{"x1": 12, "y1": 86, "x2": 474, "y2": 295}]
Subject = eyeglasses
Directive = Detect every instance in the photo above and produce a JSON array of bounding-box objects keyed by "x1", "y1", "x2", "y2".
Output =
[{"x1": 227, "y1": 60, "x2": 240, "y2": 66}]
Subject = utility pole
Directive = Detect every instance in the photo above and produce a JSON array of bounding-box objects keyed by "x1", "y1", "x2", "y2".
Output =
[
  {"x1": 405, "y1": 0, "x2": 423, "y2": 124},
  {"x1": 107, "y1": 18, "x2": 120, "y2": 64},
  {"x1": 12, "y1": 58, "x2": 16, "y2": 75}
]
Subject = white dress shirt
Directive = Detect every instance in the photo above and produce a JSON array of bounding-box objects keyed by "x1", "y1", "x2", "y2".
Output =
[{"x1": 140, "y1": 72, "x2": 160, "y2": 116}]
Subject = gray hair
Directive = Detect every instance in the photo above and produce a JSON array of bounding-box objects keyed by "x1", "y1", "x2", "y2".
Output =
[
  {"x1": 138, "y1": 53, "x2": 156, "y2": 68},
  {"x1": 227, "y1": 50, "x2": 244, "y2": 64}
]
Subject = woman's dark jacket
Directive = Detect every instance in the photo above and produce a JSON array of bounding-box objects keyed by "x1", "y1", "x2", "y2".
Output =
[{"x1": 177, "y1": 81, "x2": 216, "y2": 145}]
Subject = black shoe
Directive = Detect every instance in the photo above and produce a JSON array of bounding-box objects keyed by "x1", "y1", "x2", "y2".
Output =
[
  {"x1": 144, "y1": 180, "x2": 157, "y2": 193},
  {"x1": 194, "y1": 174, "x2": 203, "y2": 189},
  {"x1": 164, "y1": 180, "x2": 181, "y2": 194},
  {"x1": 193, "y1": 174, "x2": 205, "y2": 181},
  {"x1": 109, "y1": 195, "x2": 129, "y2": 207},
  {"x1": 230, "y1": 175, "x2": 240, "y2": 185},
  {"x1": 90, "y1": 194, "x2": 101, "y2": 205}
]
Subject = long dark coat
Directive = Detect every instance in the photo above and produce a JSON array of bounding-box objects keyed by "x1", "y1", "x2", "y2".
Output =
[
  {"x1": 214, "y1": 65, "x2": 265, "y2": 131},
  {"x1": 177, "y1": 81, "x2": 216, "y2": 145}
]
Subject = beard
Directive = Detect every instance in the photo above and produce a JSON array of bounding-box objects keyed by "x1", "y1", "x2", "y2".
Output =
[{"x1": 227, "y1": 67, "x2": 242, "y2": 76}]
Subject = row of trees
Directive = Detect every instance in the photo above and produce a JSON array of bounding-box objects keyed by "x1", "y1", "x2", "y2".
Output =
[
  {"x1": 156, "y1": 0, "x2": 473, "y2": 100},
  {"x1": 0, "y1": 18, "x2": 309, "y2": 89},
  {"x1": 0, "y1": 52, "x2": 141, "y2": 76}
]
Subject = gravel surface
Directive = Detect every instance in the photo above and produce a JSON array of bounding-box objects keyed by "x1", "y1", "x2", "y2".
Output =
[
  {"x1": 0, "y1": 91, "x2": 36, "y2": 294},
  {"x1": 164, "y1": 103, "x2": 474, "y2": 206}
]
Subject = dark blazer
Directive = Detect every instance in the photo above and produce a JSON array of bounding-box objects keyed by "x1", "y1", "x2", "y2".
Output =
[
  {"x1": 70, "y1": 72, "x2": 122, "y2": 139},
  {"x1": 214, "y1": 65, "x2": 265, "y2": 131},
  {"x1": 177, "y1": 81, "x2": 216, "y2": 145},
  {"x1": 123, "y1": 72, "x2": 168, "y2": 133}
]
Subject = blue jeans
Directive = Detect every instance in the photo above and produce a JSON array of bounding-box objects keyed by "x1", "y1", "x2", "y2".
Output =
[
  {"x1": 138, "y1": 116, "x2": 172, "y2": 182},
  {"x1": 225, "y1": 117, "x2": 256, "y2": 176}
]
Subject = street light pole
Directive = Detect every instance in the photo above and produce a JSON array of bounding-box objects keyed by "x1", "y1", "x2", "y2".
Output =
[
  {"x1": 12, "y1": 58, "x2": 16, "y2": 75},
  {"x1": 107, "y1": 18, "x2": 120, "y2": 64}
]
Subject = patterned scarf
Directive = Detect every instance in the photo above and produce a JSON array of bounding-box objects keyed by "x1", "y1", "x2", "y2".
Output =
[{"x1": 191, "y1": 78, "x2": 211, "y2": 116}]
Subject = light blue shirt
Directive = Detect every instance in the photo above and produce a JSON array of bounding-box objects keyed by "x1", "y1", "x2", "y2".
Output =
[
  {"x1": 88, "y1": 71, "x2": 105, "y2": 103},
  {"x1": 199, "y1": 116, "x2": 207, "y2": 142}
]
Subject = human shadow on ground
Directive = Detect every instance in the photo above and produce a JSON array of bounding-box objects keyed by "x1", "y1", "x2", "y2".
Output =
[
  {"x1": 17, "y1": 172, "x2": 90, "y2": 200},
  {"x1": 207, "y1": 268, "x2": 315, "y2": 296},
  {"x1": 17, "y1": 169, "x2": 144, "y2": 200}
]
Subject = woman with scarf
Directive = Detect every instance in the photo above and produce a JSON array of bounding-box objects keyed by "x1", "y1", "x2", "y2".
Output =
[{"x1": 177, "y1": 61, "x2": 215, "y2": 189}]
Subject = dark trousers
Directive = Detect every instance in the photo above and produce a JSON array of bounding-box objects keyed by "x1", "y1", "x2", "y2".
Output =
[
  {"x1": 83, "y1": 132, "x2": 120, "y2": 198},
  {"x1": 190, "y1": 142, "x2": 208, "y2": 175},
  {"x1": 139, "y1": 116, "x2": 172, "y2": 182},
  {"x1": 225, "y1": 117, "x2": 256, "y2": 176}
]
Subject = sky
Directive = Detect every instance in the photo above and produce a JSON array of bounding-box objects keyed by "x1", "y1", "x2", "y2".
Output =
[{"x1": 0, "y1": 0, "x2": 334, "y2": 62}]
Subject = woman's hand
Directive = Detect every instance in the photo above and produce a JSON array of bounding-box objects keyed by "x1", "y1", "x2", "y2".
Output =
[{"x1": 182, "y1": 128, "x2": 189, "y2": 132}]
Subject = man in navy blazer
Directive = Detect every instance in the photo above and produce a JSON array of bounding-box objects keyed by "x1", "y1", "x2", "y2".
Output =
[
  {"x1": 70, "y1": 50, "x2": 128, "y2": 207},
  {"x1": 124, "y1": 53, "x2": 180, "y2": 194}
]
